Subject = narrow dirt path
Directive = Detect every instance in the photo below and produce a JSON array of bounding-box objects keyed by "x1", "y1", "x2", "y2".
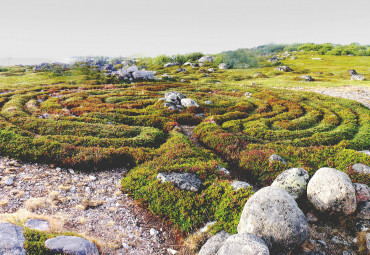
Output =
[{"x1": 0, "y1": 157, "x2": 179, "y2": 255}]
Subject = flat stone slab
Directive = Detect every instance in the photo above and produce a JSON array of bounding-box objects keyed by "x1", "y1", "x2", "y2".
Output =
[
  {"x1": 25, "y1": 218, "x2": 50, "y2": 231},
  {"x1": 0, "y1": 222, "x2": 26, "y2": 255},
  {"x1": 157, "y1": 172, "x2": 202, "y2": 192},
  {"x1": 45, "y1": 236, "x2": 100, "y2": 255}
]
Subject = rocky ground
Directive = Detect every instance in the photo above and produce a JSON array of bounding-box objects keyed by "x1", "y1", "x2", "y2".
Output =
[
  {"x1": 0, "y1": 157, "x2": 180, "y2": 255},
  {"x1": 288, "y1": 85, "x2": 370, "y2": 109}
]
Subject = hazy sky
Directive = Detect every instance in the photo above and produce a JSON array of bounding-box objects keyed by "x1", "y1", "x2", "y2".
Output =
[{"x1": 0, "y1": 0, "x2": 369, "y2": 59}]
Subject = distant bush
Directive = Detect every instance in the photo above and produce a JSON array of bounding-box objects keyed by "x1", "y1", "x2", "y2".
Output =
[{"x1": 217, "y1": 49, "x2": 258, "y2": 69}]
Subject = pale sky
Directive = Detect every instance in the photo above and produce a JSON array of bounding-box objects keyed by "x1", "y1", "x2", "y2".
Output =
[{"x1": 0, "y1": 0, "x2": 369, "y2": 59}]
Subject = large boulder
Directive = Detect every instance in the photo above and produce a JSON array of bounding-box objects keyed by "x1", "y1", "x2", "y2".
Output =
[
  {"x1": 352, "y1": 163, "x2": 370, "y2": 175},
  {"x1": 157, "y1": 172, "x2": 203, "y2": 192},
  {"x1": 45, "y1": 236, "x2": 99, "y2": 255},
  {"x1": 275, "y1": 66, "x2": 292, "y2": 72},
  {"x1": 0, "y1": 222, "x2": 26, "y2": 255},
  {"x1": 218, "y1": 63, "x2": 227, "y2": 70},
  {"x1": 358, "y1": 150, "x2": 370, "y2": 156},
  {"x1": 199, "y1": 231, "x2": 230, "y2": 255},
  {"x1": 307, "y1": 168, "x2": 357, "y2": 215},
  {"x1": 300, "y1": 75, "x2": 314, "y2": 82},
  {"x1": 237, "y1": 186, "x2": 307, "y2": 250},
  {"x1": 216, "y1": 233, "x2": 269, "y2": 255},
  {"x1": 271, "y1": 168, "x2": 309, "y2": 199},
  {"x1": 198, "y1": 56, "x2": 214, "y2": 63},
  {"x1": 181, "y1": 98, "x2": 199, "y2": 108}
]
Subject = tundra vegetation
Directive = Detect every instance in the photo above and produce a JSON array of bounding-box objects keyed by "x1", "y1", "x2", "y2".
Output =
[{"x1": 0, "y1": 43, "x2": 369, "y2": 253}]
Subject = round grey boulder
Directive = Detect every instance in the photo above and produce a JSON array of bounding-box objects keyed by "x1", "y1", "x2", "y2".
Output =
[
  {"x1": 25, "y1": 219, "x2": 50, "y2": 231},
  {"x1": 353, "y1": 183, "x2": 370, "y2": 203},
  {"x1": 181, "y1": 98, "x2": 199, "y2": 108},
  {"x1": 45, "y1": 236, "x2": 99, "y2": 255},
  {"x1": 307, "y1": 167, "x2": 356, "y2": 215},
  {"x1": 237, "y1": 186, "x2": 307, "y2": 250},
  {"x1": 199, "y1": 230, "x2": 230, "y2": 255},
  {"x1": 271, "y1": 168, "x2": 309, "y2": 199},
  {"x1": 0, "y1": 222, "x2": 26, "y2": 255},
  {"x1": 157, "y1": 172, "x2": 203, "y2": 192},
  {"x1": 216, "y1": 233, "x2": 269, "y2": 255},
  {"x1": 198, "y1": 56, "x2": 214, "y2": 63}
]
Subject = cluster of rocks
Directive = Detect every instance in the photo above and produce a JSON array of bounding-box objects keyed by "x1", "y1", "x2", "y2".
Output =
[
  {"x1": 349, "y1": 69, "x2": 366, "y2": 81},
  {"x1": 159, "y1": 91, "x2": 199, "y2": 111},
  {"x1": 33, "y1": 62, "x2": 70, "y2": 72},
  {"x1": 111, "y1": 65, "x2": 157, "y2": 81},
  {"x1": 0, "y1": 221, "x2": 99, "y2": 255},
  {"x1": 268, "y1": 56, "x2": 280, "y2": 63},
  {"x1": 163, "y1": 56, "x2": 217, "y2": 69},
  {"x1": 198, "y1": 153, "x2": 370, "y2": 254}
]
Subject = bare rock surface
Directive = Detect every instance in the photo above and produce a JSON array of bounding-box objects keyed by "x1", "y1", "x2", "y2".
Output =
[
  {"x1": 352, "y1": 163, "x2": 370, "y2": 175},
  {"x1": 0, "y1": 222, "x2": 26, "y2": 255},
  {"x1": 307, "y1": 167, "x2": 357, "y2": 215},
  {"x1": 237, "y1": 186, "x2": 308, "y2": 251},
  {"x1": 0, "y1": 157, "x2": 178, "y2": 255}
]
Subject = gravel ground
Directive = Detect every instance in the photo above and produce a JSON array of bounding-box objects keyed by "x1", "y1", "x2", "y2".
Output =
[
  {"x1": 0, "y1": 157, "x2": 180, "y2": 255},
  {"x1": 288, "y1": 85, "x2": 370, "y2": 108}
]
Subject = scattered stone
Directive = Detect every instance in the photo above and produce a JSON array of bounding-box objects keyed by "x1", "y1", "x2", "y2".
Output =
[
  {"x1": 331, "y1": 236, "x2": 341, "y2": 245},
  {"x1": 353, "y1": 183, "x2": 370, "y2": 203},
  {"x1": 180, "y1": 79, "x2": 186, "y2": 83},
  {"x1": 317, "y1": 240, "x2": 327, "y2": 248},
  {"x1": 245, "y1": 92, "x2": 252, "y2": 98},
  {"x1": 349, "y1": 69, "x2": 365, "y2": 81},
  {"x1": 306, "y1": 212, "x2": 318, "y2": 223},
  {"x1": 198, "y1": 56, "x2": 214, "y2": 63},
  {"x1": 254, "y1": 73, "x2": 268, "y2": 78},
  {"x1": 231, "y1": 181, "x2": 251, "y2": 191},
  {"x1": 167, "y1": 248, "x2": 178, "y2": 254},
  {"x1": 218, "y1": 63, "x2": 227, "y2": 69},
  {"x1": 358, "y1": 150, "x2": 370, "y2": 156},
  {"x1": 311, "y1": 58, "x2": 322, "y2": 60},
  {"x1": 204, "y1": 101, "x2": 213, "y2": 104},
  {"x1": 0, "y1": 222, "x2": 26, "y2": 255},
  {"x1": 268, "y1": 56, "x2": 280, "y2": 62},
  {"x1": 275, "y1": 66, "x2": 292, "y2": 72},
  {"x1": 181, "y1": 98, "x2": 199, "y2": 108},
  {"x1": 268, "y1": 154, "x2": 287, "y2": 164},
  {"x1": 4, "y1": 176, "x2": 15, "y2": 185},
  {"x1": 217, "y1": 165, "x2": 230, "y2": 175},
  {"x1": 352, "y1": 163, "x2": 370, "y2": 175},
  {"x1": 164, "y1": 63, "x2": 178, "y2": 68},
  {"x1": 291, "y1": 56, "x2": 297, "y2": 60},
  {"x1": 194, "y1": 113, "x2": 206, "y2": 119},
  {"x1": 45, "y1": 236, "x2": 99, "y2": 255},
  {"x1": 25, "y1": 219, "x2": 50, "y2": 231},
  {"x1": 183, "y1": 62, "x2": 192, "y2": 66},
  {"x1": 199, "y1": 221, "x2": 216, "y2": 233},
  {"x1": 307, "y1": 167, "x2": 357, "y2": 215},
  {"x1": 237, "y1": 186, "x2": 308, "y2": 250},
  {"x1": 176, "y1": 68, "x2": 187, "y2": 73},
  {"x1": 198, "y1": 230, "x2": 230, "y2": 255},
  {"x1": 357, "y1": 201, "x2": 370, "y2": 220},
  {"x1": 300, "y1": 75, "x2": 315, "y2": 82},
  {"x1": 271, "y1": 168, "x2": 309, "y2": 199},
  {"x1": 216, "y1": 233, "x2": 269, "y2": 255},
  {"x1": 157, "y1": 172, "x2": 203, "y2": 192},
  {"x1": 150, "y1": 228, "x2": 159, "y2": 236},
  {"x1": 89, "y1": 175, "x2": 97, "y2": 181}
]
